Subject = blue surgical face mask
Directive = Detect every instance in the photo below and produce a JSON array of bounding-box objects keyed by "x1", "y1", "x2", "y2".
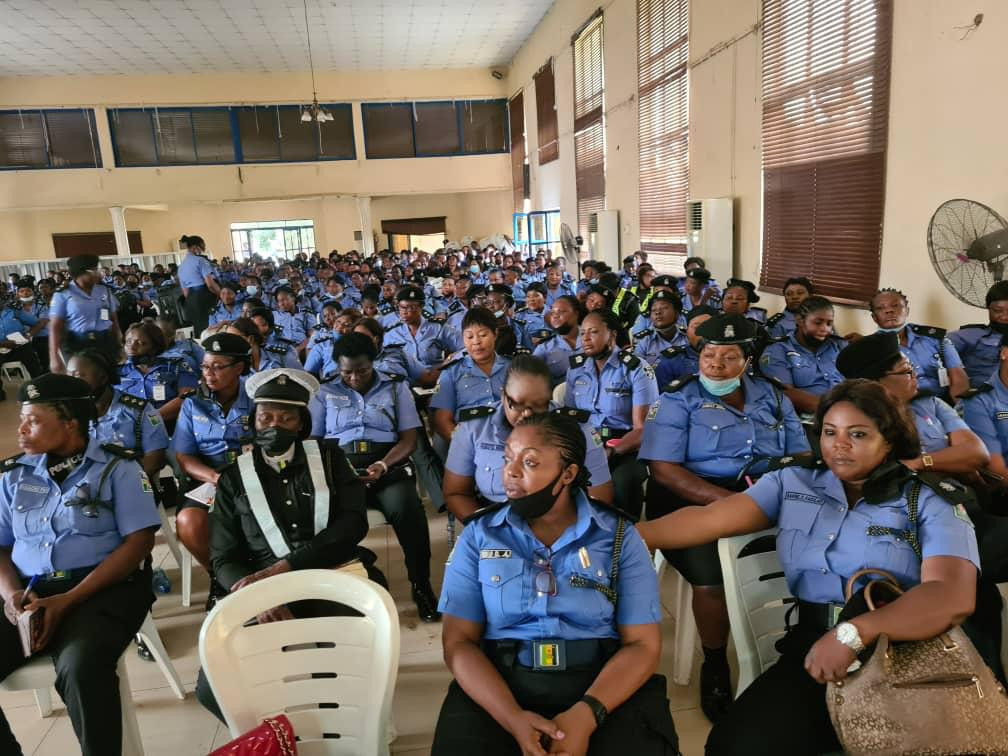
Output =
[
  {"x1": 470, "y1": 265, "x2": 480, "y2": 275},
  {"x1": 246, "y1": 285, "x2": 259, "y2": 296},
  {"x1": 877, "y1": 326, "x2": 904, "y2": 333},
  {"x1": 699, "y1": 357, "x2": 750, "y2": 396}
]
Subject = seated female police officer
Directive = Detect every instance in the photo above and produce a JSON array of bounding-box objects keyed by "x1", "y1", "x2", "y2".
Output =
[
  {"x1": 0, "y1": 374, "x2": 161, "y2": 756},
  {"x1": 564, "y1": 310, "x2": 658, "y2": 520},
  {"x1": 444, "y1": 355, "x2": 613, "y2": 521},
  {"x1": 431, "y1": 307, "x2": 510, "y2": 444},
  {"x1": 432, "y1": 412, "x2": 678, "y2": 756},
  {"x1": 309, "y1": 332, "x2": 441, "y2": 622},
  {"x1": 640, "y1": 313, "x2": 809, "y2": 721},
  {"x1": 196, "y1": 367, "x2": 381, "y2": 721},
  {"x1": 637, "y1": 380, "x2": 981, "y2": 755},
  {"x1": 118, "y1": 320, "x2": 199, "y2": 424},
  {"x1": 172, "y1": 333, "x2": 255, "y2": 584}
]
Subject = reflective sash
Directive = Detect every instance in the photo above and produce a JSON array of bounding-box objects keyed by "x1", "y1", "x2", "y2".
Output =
[{"x1": 239, "y1": 440, "x2": 330, "y2": 559}]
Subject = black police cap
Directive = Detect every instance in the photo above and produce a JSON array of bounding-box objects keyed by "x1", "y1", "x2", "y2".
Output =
[
  {"x1": 67, "y1": 254, "x2": 100, "y2": 277},
  {"x1": 685, "y1": 305, "x2": 719, "y2": 324},
  {"x1": 695, "y1": 313, "x2": 756, "y2": 345},
  {"x1": 652, "y1": 274, "x2": 677, "y2": 289},
  {"x1": 396, "y1": 285, "x2": 424, "y2": 304},
  {"x1": 836, "y1": 332, "x2": 902, "y2": 380},
  {"x1": 650, "y1": 289, "x2": 683, "y2": 309},
  {"x1": 19, "y1": 373, "x2": 92, "y2": 404},
  {"x1": 685, "y1": 267, "x2": 712, "y2": 282},
  {"x1": 485, "y1": 283, "x2": 513, "y2": 298},
  {"x1": 725, "y1": 278, "x2": 760, "y2": 303},
  {"x1": 201, "y1": 332, "x2": 252, "y2": 358}
]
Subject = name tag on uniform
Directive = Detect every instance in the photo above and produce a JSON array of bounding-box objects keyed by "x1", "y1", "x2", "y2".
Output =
[
  {"x1": 479, "y1": 549, "x2": 512, "y2": 559},
  {"x1": 937, "y1": 366, "x2": 949, "y2": 387},
  {"x1": 478, "y1": 443, "x2": 504, "y2": 452},
  {"x1": 100, "y1": 308, "x2": 109, "y2": 320},
  {"x1": 152, "y1": 384, "x2": 166, "y2": 402},
  {"x1": 996, "y1": 412, "x2": 1008, "y2": 422},
  {"x1": 700, "y1": 403, "x2": 725, "y2": 410},
  {"x1": 784, "y1": 491, "x2": 822, "y2": 504}
]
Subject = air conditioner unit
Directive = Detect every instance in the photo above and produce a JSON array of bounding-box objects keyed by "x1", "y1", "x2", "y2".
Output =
[
  {"x1": 686, "y1": 198, "x2": 733, "y2": 281},
  {"x1": 589, "y1": 209, "x2": 620, "y2": 269}
]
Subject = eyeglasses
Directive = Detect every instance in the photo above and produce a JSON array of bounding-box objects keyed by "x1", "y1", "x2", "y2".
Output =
[
  {"x1": 200, "y1": 361, "x2": 240, "y2": 373},
  {"x1": 533, "y1": 548, "x2": 557, "y2": 597},
  {"x1": 502, "y1": 389, "x2": 549, "y2": 417},
  {"x1": 885, "y1": 368, "x2": 915, "y2": 378},
  {"x1": 398, "y1": 303, "x2": 421, "y2": 312}
]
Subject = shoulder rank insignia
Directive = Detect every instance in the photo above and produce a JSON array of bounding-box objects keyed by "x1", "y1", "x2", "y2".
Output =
[
  {"x1": 100, "y1": 443, "x2": 140, "y2": 460},
  {"x1": 660, "y1": 346, "x2": 685, "y2": 359},
  {"x1": 265, "y1": 345, "x2": 287, "y2": 355},
  {"x1": 664, "y1": 373, "x2": 697, "y2": 393},
  {"x1": 512, "y1": 346, "x2": 532, "y2": 356},
  {"x1": 619, "y1": 350, "x2": 641, "y2": 369},
  {"x1": 767, "y1": 312, "x2": 786, "y2": 326},
  {"x1": 569, "y1": 353, "x2": 587, "y2": 368},
  {"x1": 459, "y1": 405, "x2": 495, "y2": 421},
  {"x1": 383, "y1": 342, "x2": 405, "y2": 351},
  {"x1": 514, "y1": 306, "x2": 528, "y2": 314},
  {"x1": 959, "y1": 383, "x2": 994, "y2": 400},
  {"x1": 918, "y1": 473, "x2": 972, "y2": 508},
  {"x1": 0, "y1": 453, "x2": 25, "y2": 472},
  {"x1": 532, "y1": 329, "x2": 554, "y2": 341},
  {"x1": 958, "y1": 323, "x2": 987, "y2": 331},
  {"x1": 633, "y1": 327, "x2": 653, "y2": 340},
  {"x1": 552, "y1": 407, "x2": 591, "y2": 423},
  {"x1": 117, "y1": 393, "x2": 148, "y2": 411},
  {"x1": 385, "y1": 372, "x2": 406, "y2": 382},
  {"x1": 910, "y1": 324, "x2": 947, "y2": 339}
]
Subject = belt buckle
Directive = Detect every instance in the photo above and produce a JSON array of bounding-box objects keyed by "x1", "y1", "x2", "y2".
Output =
[
  {"x1": 43, "y1": 571, "x2": 69, "y2": 582},
  {"x1": 531, "y1": 639, "x2": 567, "y2": 671},
  {"x1": 599, "y1": 427, "x2": 612, "y2": 441},
  {"x1": 829, "y1": 604, "x2": 843, "y2": 629},
  {"x1": 86, "y1": 332, "x2": 97, "y2": 341},
  {"x1": 355, "y1": 440, "x2": 372, "y2": 454}
]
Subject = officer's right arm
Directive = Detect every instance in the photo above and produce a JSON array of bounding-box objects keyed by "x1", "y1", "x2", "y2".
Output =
[
  {"x1": 47, "y1": 294, "x2": 67, "y2": 372},
  {"x1": 171, "y1": 401, "x2": 221, "y2": 485},
  {"x1": 962, "y1": 396, "x2": 1008, "y2": 481},
  {"x1": 636, "y1": 487, "x2": 772, "y2": 553},
  {"x1": 0, "y1": 474, "x2": 22, "y2": 613}
]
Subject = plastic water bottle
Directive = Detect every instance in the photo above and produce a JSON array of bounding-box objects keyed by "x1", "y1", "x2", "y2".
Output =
[{"x1": 152, "y1": 568, "x2": 172, "y2": 595}]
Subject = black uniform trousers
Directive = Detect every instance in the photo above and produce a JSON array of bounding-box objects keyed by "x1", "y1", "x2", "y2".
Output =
[
  {"x1": 432, "y1": 668, "x2": 679, "y2": 755},
  {"x1": 183, "y1": 285, "x2": 216, "y2": 338},
  {"x1": 0, "y1": 569, "x2": 153, "y2": 756},
  {"x1": 609, "y1": 453, "x2": 647, "y2": 520},
  {"x1": 366, "y1": 474, "x2": 432, "y2": 584}
]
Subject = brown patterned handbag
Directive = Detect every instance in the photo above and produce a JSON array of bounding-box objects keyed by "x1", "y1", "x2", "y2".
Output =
[{"x1": 826, "y1": 568, "x2": 1008, "y2": 755}]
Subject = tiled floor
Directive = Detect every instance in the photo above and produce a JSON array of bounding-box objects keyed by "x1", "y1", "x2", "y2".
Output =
[{"x1": 0, "y1": 396, "x2": 716, "y2": 755}]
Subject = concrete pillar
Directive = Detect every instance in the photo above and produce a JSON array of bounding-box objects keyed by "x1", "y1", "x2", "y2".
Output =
[
  {"x1": 108, "y1": 206, "x2": 131, "y2": 257},
  {"x1": 356, "y1": 195, "x2": 375, "y2": 256}
]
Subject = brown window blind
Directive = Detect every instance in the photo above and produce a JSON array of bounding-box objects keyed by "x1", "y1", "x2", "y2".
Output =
[
  {"x1": 509, "y1": 93, "x2": 526, "y2": 213},
  {"x1": 572, "y1": 13, "x2": 605, "y2": 242},
  {"x1": 637, "y1": 0, "x2": 689, "y2": 271},
  {"x1": 534, "y1": 59, "x2": 559, "y2": 165},
  {"x1": 760, "y1": 0, "x2": 893, "y2": 304}
]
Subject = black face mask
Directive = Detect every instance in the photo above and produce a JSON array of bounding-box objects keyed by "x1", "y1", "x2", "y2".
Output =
[
  {"x1": 594, "y1": 345, "x2": 613, "y2": 362},
  {"x1": 554, "y1": 322, "x2": 574, "y2": 336},
  {"x1": 131, "y1": 353, "x2": 155, "y2": 366},
  {"x1": 508, "y1": 472, "x2": 565, "y2": 520},
  {"x1": 253, "y1": 427, "x2": 300, "y2": 456},
  {"x1": 990, "y1": 321, "x2": 1008, "y2": 336}
]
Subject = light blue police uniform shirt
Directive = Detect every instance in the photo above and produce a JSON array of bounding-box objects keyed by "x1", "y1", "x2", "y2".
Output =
[
  {"x1": 171, "y1": 382, "x2": 255, "y2": 468},
  {"x1": 760, "y1": 333, "x2": 847, "y2": 394},
  {"x1": 384, "y1": 320, "x2": 450, "y2": 369},
  {"x1": 438, "y1": 490, "x2": 661, "y2": 658},
  {"x1": 305, "y1": 325, "x2": 333, "y2": 352},
  {"x1": 532, "y1": 335, "x2": 581, "y2": 385},
  {"x1": 262, "y1": 337, "x2": 302, "y2": 369},
  {"x1": 178, "y1": 252, "x2": 214, "y2": 290},
  {"x1": 375, "y1": 345, "x2": 426, "y2": 383},
  {"x1": 544, "y1": 283, "x2": 575, "y2": 307},
  {"x1": 746, "y1": 466, "x2": 980, "y2": 603},
  {"x1": 655, "y1": 344, "x2": 699, "y2": 388},
  {"x1": 273, "y1": 309, "x2": 311, "y2": 344},
  {"x1": 515, "y1": 308, "x2": 547, "y2": 342},
  {"x1": 430, "y1": 353, "x2": 509, "y2": 419},
  {"x1": 564, "y1": 350, "x2": 659, "y2": 430},
  {"x1": 0, "y1": 438, "x2": 161, "y2": 577},
  {"x1": 162, "y1": 339, "x2": 204, "y2": 374},
  {"x1": 118, "y1": 356, "x2": 199, "y2": 409},
  {"x1": 895, "y1": 325, "x2": 964, "y2": 395},
  {"x1": 910, "y1": 394, "x2": 969, "y2": 453},
  {"x1": 94, "y1": 390, "x2": 170, "y2": 453},
  {"x1": 310, "y1": 374, "x2": 420, "y2": 443},
  {"x1": 639, "y1": 374, "x2": 809, "y2": 478},
  {"x1": 0, "y1": 308, "x2": 31, "y2": 340},
  {"x1": 767, "y1": 310, "x2": 798, "y2": 340},
  {"x1": 961, "y1": 372, "x2": 1008, "y2": 458},
  {"x1": 303, "y1": 332, "x2": 337, "y2": 378},
  {"x1": 444, "y1": 403, "x2": 611, "y2": 503},
  {"x1": 208, "y1": 302, "x2": 243, "y2": 327},
  {"x1": 32, "y1": 301, "x2": 50, "y2": 338},
  {"x1": 50, "y1": 282, "x2": 117, "y2": 332},
  {"x1": 632, "y1": 327, "x2": 689, "y2": 368},
  {"x1": 949, "y1": 324, "x2": 1002, "y2": 388}
]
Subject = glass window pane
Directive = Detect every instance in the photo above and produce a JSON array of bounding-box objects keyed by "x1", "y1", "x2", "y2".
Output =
[
  {"x1": 414, "y1": 102, "x2": 460, "y2": 155},
  {"x1": 111, "y1": 110, "x2": 157, "y2": 166},
  {"x1": 44, "y1": 110, "x2": 101, "y2": 168},
  {"x1": 461, "y1": 101, "x2": 508, "y2": 153},
  {"x1": 362, "y1": 103, "x2": 415, "y2": 158},
  {"x1": 0, "y1": 111, "x2": 46, "y2": 168},
  {"x1": 153, "y1": 111, "x2": 197, "y2": 164},
  {"x1": 277, "y1": 107, "x2": 318, "y2": 162},
  {"x1": 237, "y1": 107, "x2": 281, "y2": 162},
  {"x1": 317, "y1": 105, "x2": 355, "y2": 159},
  {"x1": 192, "y1": 109, "x2": 235, "y2": 163}
]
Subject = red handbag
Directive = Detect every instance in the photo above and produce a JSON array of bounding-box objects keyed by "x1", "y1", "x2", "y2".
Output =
[{"x1": 209, "y1": 715, "x2": 297, "y2": 756}]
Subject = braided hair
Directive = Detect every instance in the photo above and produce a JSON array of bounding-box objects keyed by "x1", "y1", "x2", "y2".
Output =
[
  {"x1": 516, "y1": 412, "x2": 592, "y2": 489},
  {"x1": 870, "y1": 288, "x2": 908, "y2": 310},
  {"x1": 796, "y1": 296, "x2": 834, "y2": 319}
]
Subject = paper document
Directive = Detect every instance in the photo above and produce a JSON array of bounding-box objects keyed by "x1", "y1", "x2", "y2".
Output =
[{"x1": 185, "y1": 482, "x2": 216, "y2": 507}]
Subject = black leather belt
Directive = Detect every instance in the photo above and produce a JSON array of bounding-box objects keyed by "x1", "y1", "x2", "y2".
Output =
[
  {"x1": 795, "y1": 599, "x2": 844, "y2": 633},
  {"x1": 483, "y1": 638, "x2": 620, "y2": 670}
]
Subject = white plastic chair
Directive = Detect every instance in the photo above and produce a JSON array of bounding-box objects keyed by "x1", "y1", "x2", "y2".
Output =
[
  {"x1": 998, "y1": 583, "x2": 1008, "y2": 676},
  {"x1": 717, "y1": 528, "x2": 792, "y2": 696},
  {"x1": 367, "y1": 508, "x2": 393, "y2": 578},
  {"x1": 174, "y1": 326, "x2": 194, "y2": 341},
  {"x1": 0, "y1": 651, "x2": 144, "y2": 755},
  {"x1": 137, "y1": 612, "x2": 186, "y2": 700},
  {"x1": 552, "y1": 382, "x2": 567, "y2": 405},
  {"x1": 654, "y1": 549, "x2": 698, "y2": 685},
  {"x1": 1, "y1": 362, "x2": 31, "y2": 382},
  {"x1": 199, "y1": 569, "x2": 400, "y2": 755},
  {"x1": 157, "y1": 465, "x2": 192, "y2": 607}
]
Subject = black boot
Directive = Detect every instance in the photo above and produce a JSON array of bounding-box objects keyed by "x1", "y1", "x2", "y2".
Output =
[
  {"x1": 700, "y1": 647, "x2": 733, "y2": 722},
  {"x1": 205, "y1": 575, "x2": 228, "y2": 612},
  {"x1": 135, "y1": 635, "x2": 155, "y2": 662},
  {"x1": 411, "y1": 581, "x2": 442, "y2": 623}
]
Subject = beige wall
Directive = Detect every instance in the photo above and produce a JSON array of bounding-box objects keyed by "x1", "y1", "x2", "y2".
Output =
[{"x1": 510, "y1": 0, "x2": 1008, "y2": 333}]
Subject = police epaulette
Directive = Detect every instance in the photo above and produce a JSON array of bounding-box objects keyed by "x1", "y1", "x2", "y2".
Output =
[
  {"x1": 633, "y1": 327, "x2": 653, "y2": 340},
  {"x1": 917, "y1": 473, "x2": 973, "y2": 506},
  {"x1": 440, "y1": 353, "x2": 465, "y2": 370},
  {"x1": 459, "y1": 405, "x2": 495, "y2": 421},
  {"x1": 750, "y1": 306, "x2": 767, "y2": 315},
  {"x1": 383, "y1": 342, "x2": 405, "y2": 350},
  {"x1": 513, "y1": 317, "x2": 526, "y2": 327},
  {"x1": 552, "y1": 407, "x2": 591, "y2": 423},
  {"x1": 958, "y1": 383, "x2": 994, "y2": 400},
  {"x1": 664, "y1": 373, "x2": 697, "y2": 392},
  {"x1": 767, "y1": 312, "x2": 786, "y2": 326},
  {"x1": 320, "y1": 371, "x2": 339, "y2": 384},
  {"x1": 379, "y1": 304, "x2": 394, "y2": 314},
  {"x1": 264, "y1": 345, "x2": 288, "y2": 355},
  {"x1": 0, "y1": 453, "x2": 24, "y2": 471},
  {"x1": 757, "y1": 370, "x2": 790, "y2": 391},
  {"x1": 462, "y1": 499, "x2": 508, "y2": 524},
  {"x1": 619, "y1": 350, "x2": 641, "y2": 369},
  {"x1": 959, "y1": 323, "x2": 988, "y2": 330},
  {"x1": 532, "y1": 329, "x2": 554, "y2": 341},
  {"x1": 910, "y1": 324, "x2": 947, "y2": 339},
  {"x1": 766, "y1": 453, "x2": 821, "y2": 471},
  {"x1": 384, "y1": 372, "x2": 406, "y2": 382},
  {"x1": 569, "y1": 353, "x2": 588, "y2": 368},
  {"x1": 660, "y1": 346, "x2": 685, "y2": 359},
  {"x1": 117, "y1": 393, "x2": 148, "y2": 411},
  {"x1": 514, "y1": 306, "x2": 528, "y2": 314},
  {"x1": 512, "y1": 346, "x2": 532, "y2": 356},
  {"x1": 313, "y1": 334, "x2": 332, "y2": 343},
  {"x1": 100, "y1": 443, "x2": 140, "y2": 460}
]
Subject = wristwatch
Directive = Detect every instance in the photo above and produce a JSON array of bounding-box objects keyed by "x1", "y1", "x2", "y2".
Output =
[
  {"x1": 921, "y1": 453, "x2": 934, "y2": 470},
  {"x1": 835, "y1": 621, "x2": 866, "y2": 654},
  {"x1": 579, "y1": 694, "x2": 608, "y2": 727}
]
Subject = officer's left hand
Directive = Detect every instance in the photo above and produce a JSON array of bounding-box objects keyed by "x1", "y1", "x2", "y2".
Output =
[
  {"x1": 256, "y1": 605, "x2": 295, "y2": 625},
  {"x1": 361, "y1": 463, "x2": 386, "y2": 483},
  {"x1": 24, "y1": 592, "x2": 76, "y2": 649},
  {"x1": 804, "y1": 631, "x2": 857, "y2": 684},
  {"x1": 548, "y1": 704, "x2": 596, "y2": 756}
]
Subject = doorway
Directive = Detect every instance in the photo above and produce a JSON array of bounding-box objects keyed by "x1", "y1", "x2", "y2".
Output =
[{"x1": 230, "y1": 219, "x2": 316, "y2": 263}]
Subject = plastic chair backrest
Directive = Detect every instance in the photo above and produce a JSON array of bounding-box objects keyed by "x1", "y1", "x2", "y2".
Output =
[
  {"x1": 552, "y1": 382, "x2": 567, "y2": 405},
  {"x1": 717, "y1": 528, "x2": 793, "y2": 695},
  {"x1": 199, "y1": 569, "x2": 400, "y2": 755}
]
